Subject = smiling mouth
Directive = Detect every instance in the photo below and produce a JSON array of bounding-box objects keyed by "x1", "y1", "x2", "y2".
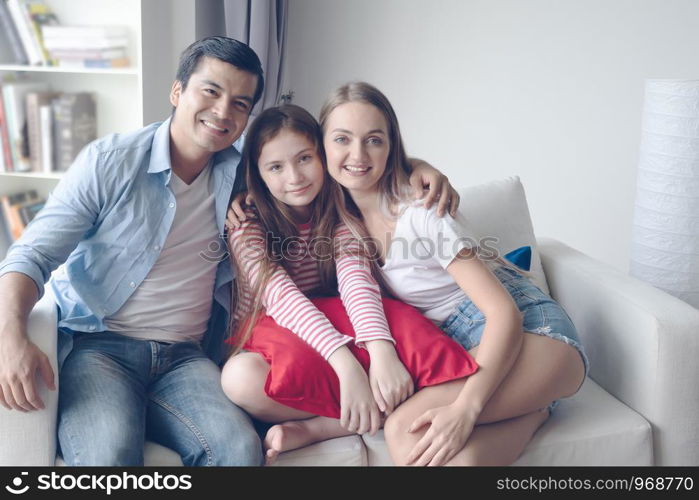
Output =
[
  {"x1": 343, "y1": 165, "x2": 372, "y2": 174},
  {"x1": 202, "y1": 120, "x2": 229, "y2": 134},
  {"x1": 288, "y1": 185, "x2": 311, "y2": 194}
]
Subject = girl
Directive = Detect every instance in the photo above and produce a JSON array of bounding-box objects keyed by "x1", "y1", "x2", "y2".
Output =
[
  {"x1": 318, "y1": 82, "x2": 589, "y2": 466},
  {"x1": 221, "y1": 104, "x2": 462, "y2": 463}
]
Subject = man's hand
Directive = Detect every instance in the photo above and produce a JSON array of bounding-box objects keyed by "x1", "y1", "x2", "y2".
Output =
[
  {"x1": 408, "y1": 159, "x2": 460, "y2": 217},
  {"x1": 0, "y1": 329, "x2": 55, "y2": 412},
  {"x1": 0, "y1": 272, "x2": 53, "y2": 412},
  {"x1": 225, "y1": 191, "x2": 255, "y2": 230}
]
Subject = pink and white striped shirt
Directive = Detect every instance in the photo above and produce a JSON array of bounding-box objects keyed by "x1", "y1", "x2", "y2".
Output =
[{"x1": 230, "y1": 219, "x2": 394, "y2": 360}]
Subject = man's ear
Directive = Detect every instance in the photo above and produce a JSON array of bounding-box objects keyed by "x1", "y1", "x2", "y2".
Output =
[{"x1": 170, "y1": 80, "x2": 182, "y2": 107}]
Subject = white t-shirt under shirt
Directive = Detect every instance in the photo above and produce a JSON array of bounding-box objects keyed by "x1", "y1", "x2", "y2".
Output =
[
  {"x1": 104, "y1": 164, "x2": 220, "y2": 343},
  {"x1": 380, "y1": 201, "x2": 489, "y2": 325}
]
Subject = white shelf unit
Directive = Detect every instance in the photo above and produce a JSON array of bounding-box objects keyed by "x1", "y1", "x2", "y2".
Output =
[
  {"x1": 0, "y1": 0, "x2": 185, "y2": 256},
  {"x1": 0, "y1": 64, "x2": 140, "y2": 75}
]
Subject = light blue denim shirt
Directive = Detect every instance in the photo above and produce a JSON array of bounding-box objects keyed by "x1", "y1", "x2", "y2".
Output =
[{"x1": 0, "y1": 118, "x2": 243, "y2": 363}]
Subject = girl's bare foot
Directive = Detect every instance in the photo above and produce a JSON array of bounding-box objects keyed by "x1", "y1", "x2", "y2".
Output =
[{"x1": 263, "y1": 416, "x2": 354, "y2": 465}]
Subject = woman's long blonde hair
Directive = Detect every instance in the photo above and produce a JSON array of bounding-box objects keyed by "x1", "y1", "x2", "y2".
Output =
[
  {"x1": 318, "y1": 82, "x2": 418, "y2": 296},
  {"x1": 318, "y1": 82, "x2": 528, "y2": 279}
]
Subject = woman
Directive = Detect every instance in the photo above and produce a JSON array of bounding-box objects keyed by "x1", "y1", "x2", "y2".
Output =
[{"x1": 318, "y1": 82, "x2": 588, "y2": 466}]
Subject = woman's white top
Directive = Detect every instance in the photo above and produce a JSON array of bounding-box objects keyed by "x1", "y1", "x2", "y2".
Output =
[{"x1": 379, "y1": 202, "x2": 483, "y2": 324}]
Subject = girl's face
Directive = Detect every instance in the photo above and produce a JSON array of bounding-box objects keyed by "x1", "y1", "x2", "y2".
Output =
[
  {"x1": 258, "y1": 130, "x2": 324, "y2": 221},
  {"x1": 323, "y1": 101, "x2": 390, "y2": 194}
]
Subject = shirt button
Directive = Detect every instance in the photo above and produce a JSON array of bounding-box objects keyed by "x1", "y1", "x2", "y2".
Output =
[
  {"x1": 169, "y1": 202, "x2": 175, "y2": 208},
  {"x1": 88, "y1": 325, "x2": 96, "y2": 331},
  {"x1": 129, "y1": 281, "x2": 136, "y2": 288},
  {"x1": 154, "y1": 244, "x2": 160, "y2": 250}
]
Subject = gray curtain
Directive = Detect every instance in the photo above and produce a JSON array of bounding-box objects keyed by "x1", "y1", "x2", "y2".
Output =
[{"x1": 197, "y1": 0, "x2": 288, "y2": 114}]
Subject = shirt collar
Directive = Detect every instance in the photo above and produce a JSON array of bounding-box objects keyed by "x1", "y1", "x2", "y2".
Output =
[{"x1": 147, "y1": 116, "x2": 245, "y2": 180}]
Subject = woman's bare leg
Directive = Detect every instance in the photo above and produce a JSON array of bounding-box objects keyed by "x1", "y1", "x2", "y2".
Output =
[
  {"x1": 388, "y1": 408, "x2": 550, "y2": 466},
  {"x1": 384, "y1": 333, "x2": 585, "y2": 464},
  {"x1": 221, "y1": 352, "x2": 354, "y2": 463}
]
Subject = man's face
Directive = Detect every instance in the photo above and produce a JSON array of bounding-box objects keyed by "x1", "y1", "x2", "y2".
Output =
[{"x1": 170, "y1": 56, "x2": 258, "y2": 156}]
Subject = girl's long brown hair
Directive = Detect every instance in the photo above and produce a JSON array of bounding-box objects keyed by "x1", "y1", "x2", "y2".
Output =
[{"x1": 227, "y1": 105, "x2": 340, "y2": 355}]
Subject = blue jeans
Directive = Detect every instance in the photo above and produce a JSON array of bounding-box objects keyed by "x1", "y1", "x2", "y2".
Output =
[
  {"x1": 57, "y1": 331, "x2": 263, "y2": 466},
  {"x1": 440, "y1": 266, "x2": 589, "y2": 377}
]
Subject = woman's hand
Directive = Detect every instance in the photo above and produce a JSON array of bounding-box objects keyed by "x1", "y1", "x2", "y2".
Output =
[
  {"x1": 407, "y1": 159, "x2": 460, "y2": 217},
  {"x1": 328, "y1": 347, "x2": 382, "y2": 435},
  {"x1": 366, "y1": 340, "x2": 414, "y2": 414},
  {"x1": 225, "y1": 191, "x2": 255, "y2": 230},
  {"x1": 405, "y1": 403, "x2": 479, "y2": 466}
]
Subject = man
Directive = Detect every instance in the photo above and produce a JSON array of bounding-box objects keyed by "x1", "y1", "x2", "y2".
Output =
[
  {"x1": 0, "y1": 36, "x2": 457, "y2": 466},
  {"x1": 0, "y1": 37, "x2": 265, "y2": 466}
]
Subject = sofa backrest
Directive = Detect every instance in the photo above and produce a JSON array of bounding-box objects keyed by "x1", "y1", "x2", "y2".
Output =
[{"x1": 457, "y1": 176, "x2": 549, "y2": 294}]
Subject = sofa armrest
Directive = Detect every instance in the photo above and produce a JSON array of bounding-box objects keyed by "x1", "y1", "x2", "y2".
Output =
[
  {"x1": 0, "y1": 287, "x2": 59, "y2": 465},
  {"x1": 538, "y1": 237, "x2": 699, "y2": 465}
]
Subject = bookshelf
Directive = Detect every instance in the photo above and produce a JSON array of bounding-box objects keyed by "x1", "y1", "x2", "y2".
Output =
[
  {"x1": 0, "y1": 0, "x2": 190, "y2": 256},
  {"x1": 0, "y1": 64, "x2": 140, "y2": 75}
]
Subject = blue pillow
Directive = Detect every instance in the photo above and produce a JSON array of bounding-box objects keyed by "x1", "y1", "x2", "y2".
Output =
[{"x1": 504, "y1": 246, "x2": 531, "y2": 271}]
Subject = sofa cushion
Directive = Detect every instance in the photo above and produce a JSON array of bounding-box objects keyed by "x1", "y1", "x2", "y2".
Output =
[
  {"x1": 271, "y1": 435, "x2": 367, "y2": 466},
  {"x1": 360, "y1": 379, "x2": 653, "y2": 466},
  {"x1": 457, "y1": 176, "x2": 549, "y2": 294},
  {"x1": 58, "y1": 379, "x2": 649, "y2": 467}
]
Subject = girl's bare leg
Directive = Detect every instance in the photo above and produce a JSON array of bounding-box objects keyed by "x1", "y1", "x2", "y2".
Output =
[
  {"x1": 384, "y1": 333, "x2": 584, "y2": 464},
  {"x1": 222, "y1": 352, "x2": 317, "y2": 421},
  {"x1": 221, "y1": 352, "x2": 354, "y2": 463}
]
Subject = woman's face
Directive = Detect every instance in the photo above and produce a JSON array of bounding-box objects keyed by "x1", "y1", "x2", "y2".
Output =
[
  {"x1": 323, "y1": 101, "x2": 390, "y2": 194},
  {"x1": 258, "y1": 130, "x2": 324, "y2": 221}
]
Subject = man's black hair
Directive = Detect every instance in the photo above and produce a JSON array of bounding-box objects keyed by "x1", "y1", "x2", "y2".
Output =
[{"x1": 175, "y1": 36, "x2": 265, "y2": 106}]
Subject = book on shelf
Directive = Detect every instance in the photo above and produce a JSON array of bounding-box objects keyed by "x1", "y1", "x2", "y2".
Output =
[
  {"x1": 0, "y1": 189, "x2": 43, "y2": 241},
  {"x1": 0, "y1": 4, "x2": 133, "y2": 68},
  {"x1": 48, "y1": 47, "x2": 127, "y2": 60},
  {"x1": 0, "y1": 0, "x2": 29, "y2": 65},
  {"x1": 57, "y1": 57, "x2": 130, "y2": 69},
  {"x1": 0, "y1": 87, "x2": 13, "y2": 171},
  {"x1": 24, "y1": 1, "x2": 60, "y2": 65},
  {"x1": 1, "y1": 80, "x2": 49, "y2": 172},
  {"x1": 6, "y1": 0, "x2": 43, "y2": 65},
  {"x1": 1, "y1": 85, "x2": 96, "y2": 174},
  {"x1": 41, "y1": 25, "x2": 129, "y2": 40},
  {"x1": 43, "y1": 36, "x2": 129, "y2": 51},
  {"x1": 42, "y1": 25, "x2": 130, "y2": 61},
  {"x1": 19, "y1": 197, "x2": 44, "y2": 224},
  {"x1": 52, "y1": 92, "x2": 96, "y2": 172},
  {"x1": 26, "y1": 90, "x2": 58, "y2": 172},
  {"x1": 39, "y1": 102, "x2": 51, "y2": 173},
  {"x1": 0, "y1": 119, "x2": 5, "y2": 172}
]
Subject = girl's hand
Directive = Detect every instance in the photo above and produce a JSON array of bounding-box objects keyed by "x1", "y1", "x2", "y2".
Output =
[
  {"x1": 328, "y1": 347, "x2": 381, "y2": 435},
  {"x1": 366, "y1": 340, "x2": 414, "y2": 414},
  {"x1": 405, "y1": 403, "x2": 479, "y2": 466},
  {"x1": 225, "y1": 191, "x2": 255, "y2": 230}
]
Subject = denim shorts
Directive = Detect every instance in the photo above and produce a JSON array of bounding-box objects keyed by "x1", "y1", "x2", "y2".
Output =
[{"x1": 440, "y1": 266, "x2": 589, "y2": 379}]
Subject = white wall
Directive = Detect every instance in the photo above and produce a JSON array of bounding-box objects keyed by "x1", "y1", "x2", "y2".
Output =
[{"x1": 281, "y1": 0, "x2": 699, "y2": 273}]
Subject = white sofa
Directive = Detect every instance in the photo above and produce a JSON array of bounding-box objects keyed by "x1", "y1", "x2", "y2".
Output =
[{"x1": 2, "y1": 180, "x2": 698, "y2": 466}]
